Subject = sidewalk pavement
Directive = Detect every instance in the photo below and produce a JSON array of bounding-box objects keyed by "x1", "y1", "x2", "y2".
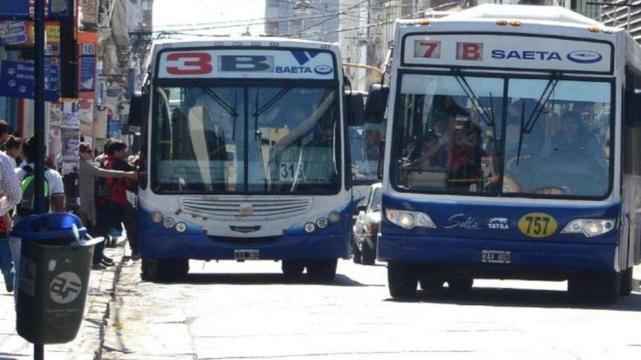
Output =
[{"x1": 0, "y1": 244, "x2": 125, "y2": 360}]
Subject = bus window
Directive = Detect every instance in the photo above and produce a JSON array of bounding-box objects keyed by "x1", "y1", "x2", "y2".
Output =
[
  {"x1": 151, "y1": 85, "x2": 340, "y2": 194},
  {"x1": 390, "y1": 74, "x2": 504, "y2": 194},
  {"x1": 504, "y1": 79, "x2": 611, "y2": 197}
]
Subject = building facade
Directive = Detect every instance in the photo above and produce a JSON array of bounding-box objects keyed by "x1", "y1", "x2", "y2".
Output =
[{"x1": 265, "y1": 0, "x2": 340, "y2": 43}]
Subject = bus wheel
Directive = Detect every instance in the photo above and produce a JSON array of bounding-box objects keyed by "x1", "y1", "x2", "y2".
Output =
[
  {"x1": 620, "y1": 267, "x2": 634, "y2": 296},
  {"x1": 282, "y1": 260, "x2": 305, "y2": 278},
  {"x1": 141, "y1": 259, "x2": 189, "y2": 283},
  {"x1": 306, "y1": 259, "x2": 338, "y2": 283},
  {"x1": 388, "y1": 262, "x2": 417, "y2": 299},
  {"x1": 569, "y1": 271, "x2": 620, "y2": 305},
  {"x1": 419, "y1": 277, "x2": 444, "y2": 291},
  {"x1": 447, "y1": 276, "x2": 474, "y2": 292}
]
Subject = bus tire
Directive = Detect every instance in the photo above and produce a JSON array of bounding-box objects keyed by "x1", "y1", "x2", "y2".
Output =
[
  {"x1": 282, "y1": 260, "x2": 305, "y2": 278},
  {"x1": 306, "y1": 259, "x2": 338, "y2": 282},
  {"x1": 419, "y1": 277, "x2": 445, "y2": 291},
  {"x1": 620, "y1": 267, "x2": 634, "y2": 296},
  {"x1": 388, "y1": 262, "x2": 417, "y2": 299},
  {"x1": 569, "y1": 271, "x2": 620, "y2": 305},
  {"x1": 361, "y1": 241, "x2": 376, "y2": 266},
  {"x1": 141, "y1": 258, "x2": 189, "y2": 283},
  {"x1": 447, "y1": 276, "x2": 474, "y2": 292}
]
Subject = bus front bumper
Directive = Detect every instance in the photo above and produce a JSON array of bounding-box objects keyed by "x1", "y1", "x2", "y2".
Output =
[
  {"x1": 139, "y1": 228, "x2": 350, "y2": 261},
  {"x1": 378, "y1": 234, "x2": 617, "y2": 277}
]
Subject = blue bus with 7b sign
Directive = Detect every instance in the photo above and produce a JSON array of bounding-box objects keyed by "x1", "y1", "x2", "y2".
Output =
[
  {"x1": 129, "y1": 38, "x2": 359, "y2": 282},
  {"x1": 373, "y1": 4, "x2": 641, "y2": 303}
]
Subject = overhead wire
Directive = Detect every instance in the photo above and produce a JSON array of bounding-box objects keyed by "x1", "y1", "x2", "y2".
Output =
[
  {"x1": 154, "y1": 1, "x2": 418, "y2": 40},
  {"x1": 154, "y1": 0, "x2": 389, "y2": 33}
]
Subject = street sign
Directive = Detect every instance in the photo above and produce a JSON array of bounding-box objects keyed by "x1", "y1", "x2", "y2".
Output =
[
  {"x1": 0, "y1": 60, "x2": 59, "y2": 101},
  {"x1": 0, "y1": 0, "x2": 73, "y2": 20}
]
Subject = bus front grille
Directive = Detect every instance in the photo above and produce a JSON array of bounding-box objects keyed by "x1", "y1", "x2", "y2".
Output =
[{"x1": 179, "y1": 197, "x2": 312, "y2": 221}]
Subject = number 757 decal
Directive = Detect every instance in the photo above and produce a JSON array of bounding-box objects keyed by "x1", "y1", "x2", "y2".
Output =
[{"x1": 518, "y1": 212, "x2": 558, "y2": 238}]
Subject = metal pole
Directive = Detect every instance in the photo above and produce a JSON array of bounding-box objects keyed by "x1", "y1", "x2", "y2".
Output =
[
  {"x1": 33, "y1": 2, "x2": 46, "y2": 358},
  {"x1": 34, "y1": 0, "x2": 46, "y2": 215}
]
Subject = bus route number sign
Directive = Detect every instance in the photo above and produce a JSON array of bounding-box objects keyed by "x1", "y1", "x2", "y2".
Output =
[
  {"x1": 518, "y1": 212, "x2": 558, "y2": 238},
  {"x1": 414, "y1": 41, "x2": 441, "y2": 59},
  {"x1": 280, "y1": 162, "x2": 304, "y2": 182}
]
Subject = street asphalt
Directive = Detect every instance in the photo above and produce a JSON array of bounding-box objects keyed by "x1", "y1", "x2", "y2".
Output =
[{"x1": 100, "y1": 260, "x2": 641, "y2": 360}]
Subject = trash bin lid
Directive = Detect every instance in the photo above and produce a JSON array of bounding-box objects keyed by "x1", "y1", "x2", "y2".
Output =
[{"x1": 10, "y1": 213, "x2": 87, "y2": 241}]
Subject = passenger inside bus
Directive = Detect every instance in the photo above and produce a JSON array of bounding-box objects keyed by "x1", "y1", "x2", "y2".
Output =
[
  {"x1": 540, "y1": 110, "x2": 605, "y2": 165},
  {"x1": 404, "y1": 118, "x2": 451, "y2": 170}
]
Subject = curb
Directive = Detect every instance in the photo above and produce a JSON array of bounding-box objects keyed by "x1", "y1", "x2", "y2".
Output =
[{"x1": 94, "y1": 244, "x2": 127, "y2": 360}]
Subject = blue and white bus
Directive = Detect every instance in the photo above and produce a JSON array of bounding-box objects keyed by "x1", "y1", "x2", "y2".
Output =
[
  {"x1": 130, "y1": 38, "x2": 355, "y2": 282},
  {"x1": 375, "y1": 5, "x2": 641, "y2": 303}
]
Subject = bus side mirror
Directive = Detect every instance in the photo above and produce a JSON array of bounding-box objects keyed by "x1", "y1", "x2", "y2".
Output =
[
  {"x1": 344, "y1": 91, "x2": 365, "y2": 126},
  {"x1": 128, "y1": 91, "x2": 145, "y2": 127},
  {"x1": 365, "y1": 84, "x2": 389, "y2": 124}
]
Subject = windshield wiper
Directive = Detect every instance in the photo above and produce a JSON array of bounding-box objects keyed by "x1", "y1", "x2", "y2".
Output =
[
  {"x1": 252, "y1": 88, "x2": 290, "y2": 118},
  {"x1": 454, "y1": 73, "x2": 495, "y2": 128},
  {"x1": 515, "y1": 78, "x2": 559, "y2": 165},
  {"x1": 201, "y1": 87, "x2": 238, "y2": 118},
  {"x1": 196, "y1": 85, "x2": 239, "y2": 140}
]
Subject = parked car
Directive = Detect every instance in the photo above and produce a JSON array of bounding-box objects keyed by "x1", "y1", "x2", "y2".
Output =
[{"x1": 352, "y1": 182, "x2": 382, "y2": 265}]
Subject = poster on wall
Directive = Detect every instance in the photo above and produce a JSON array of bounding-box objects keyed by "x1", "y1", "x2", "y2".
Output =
[
  {"x1": 0, "y1": 60, "x2": 60, "y2": 101},
  {"x1": 78, "y1": 31, "x2": 97, "y2": 92},
  {"x1": 0, "y1": 0, "x2": 73, "y2": 20},
  {"x1": 60, "y1": 100, "x2": 80, "y2": 175},
  {"x1": 0, "y1": 21, "x2": 60, "y2": 46}
]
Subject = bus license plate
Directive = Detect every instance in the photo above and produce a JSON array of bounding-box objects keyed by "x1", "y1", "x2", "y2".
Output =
[
  {"x1": 482, "y1": 250, "x2": 511, "y2": 264},
  {"x1": 234, "y1": 249, "x2": 260, "y2": 261}
]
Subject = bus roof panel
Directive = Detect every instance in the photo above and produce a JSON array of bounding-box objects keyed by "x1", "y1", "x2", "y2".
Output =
[{"x1": 442, "y1": 4, "x2": 601, "y2": 27}]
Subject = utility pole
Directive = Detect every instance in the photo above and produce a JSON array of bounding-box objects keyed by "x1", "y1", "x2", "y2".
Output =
[{"x1": 33, "y1": 0, "x2": 46, "y2": 218}]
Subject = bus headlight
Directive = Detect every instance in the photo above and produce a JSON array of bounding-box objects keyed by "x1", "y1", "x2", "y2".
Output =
[
  {"x1": 304, "y1": 222, "x2": 316, "y2": 233},
  {"x1": 385, "y1": 209, "x2": 437, "y2": 230},
  {"x1": 151, "y1": 211, "x2": 163, "y2": 223},
  {"x1": 561, "y1": 219, "x2": 615, "y2": 238},
  {"x1": 329, "y1": 211, "x2": 341, "y2": 223},
  {"x1": 163, "y1": 217, "x2": 176, "y2": 229},
  {"x1": 175, "y1": 222, "x2": 188, "y2": 233}
]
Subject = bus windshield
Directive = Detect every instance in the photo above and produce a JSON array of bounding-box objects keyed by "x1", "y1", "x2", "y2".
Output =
[
  {"x1": 152, "y1": 85, "x2": 341, "y2": 194},
  {"x1": 391, "y1": 73, "x2": 612, "y2": 199}
]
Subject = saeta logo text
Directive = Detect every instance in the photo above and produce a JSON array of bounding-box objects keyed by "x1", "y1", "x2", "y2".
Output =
[{"x1": 492, "y1": 50, "x2": 562, "y2": 61}]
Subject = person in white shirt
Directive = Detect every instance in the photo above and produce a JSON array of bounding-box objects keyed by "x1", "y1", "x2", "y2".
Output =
[
  {"x1": 0, "y1": 151, "x2": 21, "y2": 293},
  {"x1": 14, "y1": 136, "x2": 65, "y2": 214},
  {"x1": 9, "y1": 136, "x2": 65, "y2": 300}
]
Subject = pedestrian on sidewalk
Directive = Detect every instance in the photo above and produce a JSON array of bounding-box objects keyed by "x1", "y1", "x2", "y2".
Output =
[
  {"x1": 0, "y1": 150, "x2": 21, "y2": 293},
  {"x1": 2, "y1": 135, "x2": 22, "y2": 167},
  {"x1": 104, "y1": 140, "x2": 139, "y2": 258},
  {"x1": 95, "y1": 139, "x2": 121, "y2": 240},
  {"x1": 78, "y1": 143, "x2": 136, "y2": 269},
  {"x1": 0, "y1": 120, "x2": 12, "y2": 151},
  {"x1": 9, "y1": 136, "x2": 65, "y2": 300}
]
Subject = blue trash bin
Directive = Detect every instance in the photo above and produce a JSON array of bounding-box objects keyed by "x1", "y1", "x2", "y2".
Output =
[{"x1": 11, "y1": 213, "x2": 101, "y2": 344}]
